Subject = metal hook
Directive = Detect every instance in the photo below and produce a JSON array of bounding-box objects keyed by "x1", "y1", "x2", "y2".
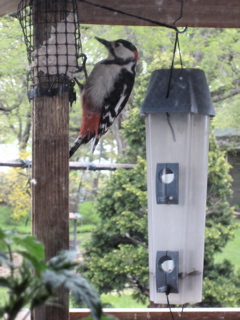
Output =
[
  {"x1": 176, "y1": 25, "x2": 188, "y2": 34},
  {"x1": 174, "y1": 0, "x2": 188, "y2": 34},
  {"x1": 77, "y1": 53, "x2": 88, "y2": 79}
]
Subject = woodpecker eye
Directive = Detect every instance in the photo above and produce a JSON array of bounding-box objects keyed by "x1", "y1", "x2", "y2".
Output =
[{"x1": 115, "y1": 42, "x2": 120, "y2": 48}]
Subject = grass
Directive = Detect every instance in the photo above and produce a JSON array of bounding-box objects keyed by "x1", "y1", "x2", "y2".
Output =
[
  {"x1": 70, "y1": 289, "x2": 148, "y2": 308},
  {"x1": 214, "y1": 218, "x2": 240, "y2": 269},
  {"x1": 0, "y1": 206, "x2": 31, "y2": 234},
  {"x1": 100, "y1": 289, "x2": 148, "y2": 308}
]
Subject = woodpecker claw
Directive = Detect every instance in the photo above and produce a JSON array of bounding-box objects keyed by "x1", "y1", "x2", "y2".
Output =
[{"x1": 74, "y1": 78, "x2": 84, "y2": 92}]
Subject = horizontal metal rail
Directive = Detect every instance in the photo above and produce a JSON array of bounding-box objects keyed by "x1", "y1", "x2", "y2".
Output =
[{"x1": 0, "y1": 160, "x2": 135, "y2": 171}]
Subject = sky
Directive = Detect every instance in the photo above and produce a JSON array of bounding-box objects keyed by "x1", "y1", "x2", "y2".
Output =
[{"x1": 0, "y1": 143, "x2": 19, "y2": 172}]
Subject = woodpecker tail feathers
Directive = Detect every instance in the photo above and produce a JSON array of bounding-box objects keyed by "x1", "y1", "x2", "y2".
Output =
[
  {"x1": 90, "y1": 136, "x2": 99, "y2": 154},
  {"x1": 69, "y1": 134, "x2": 101, "y2": 158},
  {"x1": 69, "y1": 136, "x2": 83, "y2": 158}
]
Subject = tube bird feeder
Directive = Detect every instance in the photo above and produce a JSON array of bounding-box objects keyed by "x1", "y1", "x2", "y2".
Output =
[{"x1": 141, "y1": 68, "x2": 215, "y2": 304}]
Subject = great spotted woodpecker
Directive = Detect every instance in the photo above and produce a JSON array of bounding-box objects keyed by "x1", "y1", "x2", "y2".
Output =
[{"x1": 69, "y1": 37, "x2": 138, "y2": 158}]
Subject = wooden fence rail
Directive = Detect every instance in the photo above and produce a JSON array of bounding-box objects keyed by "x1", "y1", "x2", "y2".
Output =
[
  {"x1": 16, "y1": 308, "x2": 240, "y2": 320},
  {"x1": 70, "y1": 308, "x2": 240, "y2": 320}
]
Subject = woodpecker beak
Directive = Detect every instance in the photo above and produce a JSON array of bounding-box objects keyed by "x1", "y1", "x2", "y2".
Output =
[{"x1": 95, "y1": 37, "x2": 111, "y2": 48}]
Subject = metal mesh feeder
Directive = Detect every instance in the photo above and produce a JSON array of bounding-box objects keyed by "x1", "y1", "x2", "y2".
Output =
[{"x1": 17, "y1": 0, "x2": 85, "y2": 102}]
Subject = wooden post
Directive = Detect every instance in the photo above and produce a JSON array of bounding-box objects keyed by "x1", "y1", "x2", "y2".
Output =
[
  {"x1": 29, "y1": 0, "x2": 71, "y2": 318},
  {"x1": 31, "y1": 94, "x2": 69, "y2": 320}
]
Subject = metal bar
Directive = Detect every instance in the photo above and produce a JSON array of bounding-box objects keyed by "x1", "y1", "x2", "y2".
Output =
[{"x1": 0, "y1": 160, "x2": 135, "y2": 171}]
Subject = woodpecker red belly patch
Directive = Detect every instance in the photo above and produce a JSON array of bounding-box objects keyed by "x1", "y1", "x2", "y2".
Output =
[
  {"x1": 79, "y1": 110, "x2": 101, "y2": 140},
  {"x1": 133, "y1": 50, "x2": 138, "y2": 62}
]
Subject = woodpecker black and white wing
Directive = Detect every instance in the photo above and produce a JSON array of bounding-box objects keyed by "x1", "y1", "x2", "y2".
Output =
[
  {"x1": 90, "y1": 67, "x2": 135, "y2": 153},
  {"x1": 98, "y1": 67, "x2": 135, "y2": 137}
]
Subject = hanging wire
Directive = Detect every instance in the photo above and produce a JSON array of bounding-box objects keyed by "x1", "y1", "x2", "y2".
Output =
[
  {"x1": 166, "y1": 33, "x2": 180, "y2": 99},
  {"x1": 166, "y1": 112, "x2": 176, "y2": 142},
  {"x1": 166, "y1": 292, "x2": 175, "y2": 320},
  {"x1": 177, "y1": 37, "x2": 184, "y2": 69},
  {"x1": 180, "y1": 304, "x2": 185, "y2": 320},
  {"x1": 78, "y1": 0, "x2": 187, "y2": 34},
  {"x1": 174, "y1": 0, "x2": 185, "y2": 69},
  {"x1": 164, "y1": 0, "x2": 186, "y2": 142},
  {"x1": 174, "y1": 0, "x2": 185, "y2": 30},
  {"x1": 173, "y1": 0, "x2": 185, "y2": 69},
  {"x1": 166, "y1": 0, "x2": 185, "y2": 98},
  {"x1": 166, "y1": 294, "x2": 186, "y2": 320}
]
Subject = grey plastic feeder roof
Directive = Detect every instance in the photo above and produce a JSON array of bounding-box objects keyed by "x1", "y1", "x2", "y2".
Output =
[{"x1": 141, "y1": 68, "x2": 215, "y2": 116}]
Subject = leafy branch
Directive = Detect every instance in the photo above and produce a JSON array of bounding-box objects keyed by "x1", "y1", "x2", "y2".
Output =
[{"x1": 0, "y1": 230, "x2": 102, "y2": 320}]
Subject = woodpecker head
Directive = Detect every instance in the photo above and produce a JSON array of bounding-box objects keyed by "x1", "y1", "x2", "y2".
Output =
[{"x1": 95, "y1": 37, "x2": 138, "y2": 63}]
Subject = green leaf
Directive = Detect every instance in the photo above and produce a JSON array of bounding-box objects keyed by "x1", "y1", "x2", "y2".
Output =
[
  {"x1": 17, "y1": 250, "x2": 46, "y2": 274},
  {"x1": 0, "y1": 229, "x2": 6, "y2": 241},
  {"x1": 14, "y1": 235, "x2": 45, "y2": 261},
  {"x1": 0, "y1": 277, "x2": 11, "y2": 288},
  {"x1": 47, "y1": 250, "x2": 78, "y2": 270}
]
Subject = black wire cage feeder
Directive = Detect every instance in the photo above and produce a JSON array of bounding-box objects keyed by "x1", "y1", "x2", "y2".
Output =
[{"x1": 17, "y1": 0, "x2": 85, "y2": 103}]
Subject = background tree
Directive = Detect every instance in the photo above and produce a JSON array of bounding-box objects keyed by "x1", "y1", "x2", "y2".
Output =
[
  {"x1": 0, "y1": 150, "x2": 31, "y2": 220},
  {"x1": 0, "y1": 15, "x2": 30, "y2": 152},
  {"x1": 82, "y1": 156, "x2": 149, "y2": 303},
  {"x1": 0, "y1": 168, "x2": 30, "y2": 219}
]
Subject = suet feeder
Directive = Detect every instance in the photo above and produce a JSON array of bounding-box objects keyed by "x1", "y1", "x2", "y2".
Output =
[
  {"x1": 17, "y1": 0, "x2": 85, "y2": 102},
  {"x1": 141, "y1": 68, "x2": 215, "y2": 304}
]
